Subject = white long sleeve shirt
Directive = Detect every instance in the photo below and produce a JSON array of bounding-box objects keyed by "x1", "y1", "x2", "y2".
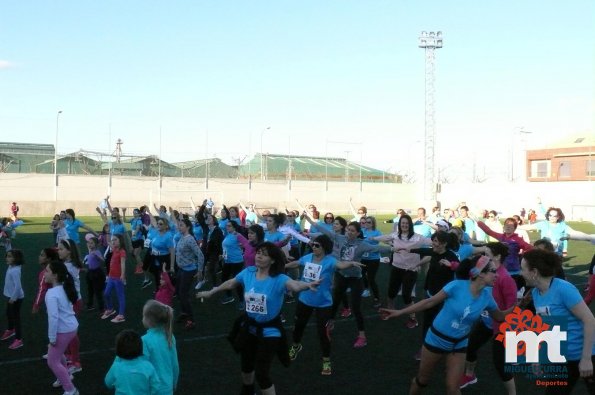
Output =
[
  {"x1": 45, "y1": 285, "x2": 78, "y2": 343},
  {"x1": 3, "y1": 265, "x2": 24, "y2": 301}
]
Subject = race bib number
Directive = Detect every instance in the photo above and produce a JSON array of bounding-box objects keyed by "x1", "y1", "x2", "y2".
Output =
[
  {"x1": 536, "y1": 305, "x2": 551, "y2": 316},
  {"x1": 303, "y1": 262, "x2": 322, "y2": 282},
  {"x1": 144, "y1": 239, "x2": 152, "y2": 248},
  {"x1": 245, "y1": 292, "x2": 267, "y2": 315}
]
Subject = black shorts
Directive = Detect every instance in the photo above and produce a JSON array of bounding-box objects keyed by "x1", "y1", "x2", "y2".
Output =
[
  {"x1": 131, "y1": 239, "x2": 144, "y2": 249},
  {"x1": 423, "y1": 341, "x2": 467, "y2": 355}
]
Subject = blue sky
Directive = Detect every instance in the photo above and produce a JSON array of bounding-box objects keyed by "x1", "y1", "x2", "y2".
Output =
[{"x1": 1, "y1": 1, "x2": 593, "y2": 181}]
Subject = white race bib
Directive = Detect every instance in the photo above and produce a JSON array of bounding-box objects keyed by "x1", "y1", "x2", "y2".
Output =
[
  {"x1": 245, "y1": 292, "x2": 267, "y2": 315},
  {"x1": 303, "y1": 262, "x2": 322, "y2": 282},
  {"x1": 144, "y1": 238, "x2": 152, "y2": 248}
]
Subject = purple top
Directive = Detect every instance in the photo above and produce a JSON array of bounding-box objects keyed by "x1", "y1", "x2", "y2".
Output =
[{"x1": 85, "y1": 250, "x2": 104, "y2": 270}]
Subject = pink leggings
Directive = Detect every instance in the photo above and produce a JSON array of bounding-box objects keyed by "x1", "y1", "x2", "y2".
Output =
[{"x1": 47, "y1": 330, "x2": 77, "y2": 392}]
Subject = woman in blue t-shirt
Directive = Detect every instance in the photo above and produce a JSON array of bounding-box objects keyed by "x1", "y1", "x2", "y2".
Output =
[
  {"x1": 220, "y1": 221, "x2": 246, "y2": 307},
  {"x1": 521, "y1": 249, "x2": 595, "y2": 394},
  {"x1": 285, "y1": 234, "x2": 364, "y2": 376},
  {"x1": 380, "y1": 255, "x2": 511, "y2": 395},
  {"x1": 196, "y1": 242, "x2": 319, "y2": 395}
]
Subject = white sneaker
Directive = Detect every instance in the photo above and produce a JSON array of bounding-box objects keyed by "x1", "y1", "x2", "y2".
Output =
[
  {"x1": 42, "y1": 353, "x2": 48, "y2": 359},
  {"x1": 361, "y1": 289, "x2": 371, "y2": 297},
  {"x1": 63, "y1": 388, "x2": 79, "y2": 395},
  {"x1": 52, "y1": 375, "x2": 74, "y2": 388},
  {"x1": 194, "y1": 279, "x2": 206, "y2": 290}
]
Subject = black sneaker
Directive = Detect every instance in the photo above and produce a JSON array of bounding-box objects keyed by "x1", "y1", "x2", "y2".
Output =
[{"x1": 141, "y1": 279, "x2": 152, "y2": 289}]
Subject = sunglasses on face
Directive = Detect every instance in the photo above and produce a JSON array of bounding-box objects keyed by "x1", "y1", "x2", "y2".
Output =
[
  {"x1": 484, "y1": 267, "x2": 497, "y2": 273},
  {"x1": 311, "y1": 242, "x2": 321, "y2": 248}
]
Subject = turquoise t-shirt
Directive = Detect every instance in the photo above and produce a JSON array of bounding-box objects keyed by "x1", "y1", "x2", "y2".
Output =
[
  {"x1": 532, "y1": 278, "x2": 595, "y2": 361},
  {"x1": 298, "y1": 254, "x2": 337, "y2": 308},
  {"x1": 235, "y1": 267, "x2": 290, "y2": 337}
]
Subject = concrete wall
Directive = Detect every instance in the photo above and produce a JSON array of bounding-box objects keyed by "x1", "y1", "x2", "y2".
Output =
[
  {"x1": 0, "y1": 173, "x2": 420, "y2": 216},
  {"x1": 1, "y1": 174, "x2": 592, "y2": 221}
]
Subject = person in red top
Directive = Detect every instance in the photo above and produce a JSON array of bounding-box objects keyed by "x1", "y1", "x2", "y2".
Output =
[
  {"x1": 9, "y1": 202, "x2": 19, "y2": 220},
  {"x1": 101, "y1": 235, "x2": 127, "y2": 323},
  {"x1": 155, "y1": 266, "x2": 175, "y2": 307},
  {"x1": 32, "y1": 248, "x2": 59, "y2": 314}
]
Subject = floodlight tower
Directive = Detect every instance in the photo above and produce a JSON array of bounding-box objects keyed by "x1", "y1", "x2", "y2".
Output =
[{"x1": 418, "y1": 31, "x2": 443, "y2": 202}]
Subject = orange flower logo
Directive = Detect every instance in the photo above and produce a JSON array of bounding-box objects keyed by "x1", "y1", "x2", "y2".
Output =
[{"x1": 495, "y1": 307, "x2": 550, "y2": 356}]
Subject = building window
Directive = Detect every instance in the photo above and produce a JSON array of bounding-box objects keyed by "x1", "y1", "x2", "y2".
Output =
[
  {"x1": 531, "y1": 160, "x2": 550, "y2": 178},
  {"x1": 558, "y1": 161, "x2": 571, "y2": 178},
  {"x1": 588, "y1": 160, "x2": 595, "y2": 177}
]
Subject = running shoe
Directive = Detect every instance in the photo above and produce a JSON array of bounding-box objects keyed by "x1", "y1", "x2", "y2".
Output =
[
  {"x1": 68, "y1": 363, "x2": 83, "y2": 374},
  {"x1": 194, "y1": 279, "x2": 206, "y2": 290},
  {"x1": 289, "y1": 344, "x2": 303, "y2": 361},
  {"x1": 0, "y1": 329, "x2": 15, "y2": 341},
  {"x1": 111, "y1": 315, "x2": 126, "y2": 323},
  {"x1": 321, "y1": 359, "x2": 332, "y2": 376},
  {"x1": 459, "y1": 374, "x2": 478, "y2": 389},
  {"x1": 406, "y1": 317, "x2": 419, "y2": 329},
  {"x1": 42, "y1": 353, "x2": 48, "y2": 359},
  {"x1": 52, "y1": 375, "x2": 74, "y2": 388},
  {"x1": 353, "y1": 336, "x2": 367, "y2": 348},
  {"x1": 8, "y1": 339, "x2": 22, "y2": 349},
  {"x1": 101, "y1": 309, "x2": 116, "y2": 320},
  {"x1": 340, "y1": 308, "x2": 352, "y2": 318},
  {"x1": 325, "y1": 319, "x2": 335, "y2": 341},
  {"x1": 221, "y1": 296, "x2": 235, "y2": 305},
  {"x1": 361, "y1": 289, "x2": 371, "y2": 297},
  {"x1": 141, "y1": 279, "x2": 153, "y2": 289},
  {"x1": 63, "y1": 388, "x2": 79, "y2": 395}
]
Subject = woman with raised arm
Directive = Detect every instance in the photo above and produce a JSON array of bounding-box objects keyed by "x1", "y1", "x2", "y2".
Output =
[
  {"x1": 285, "y1": 234, "x2": 364, "y2": 376},
  {"x1": 303, "y1": 213, "x2": 393, "y2": 348},
  {"x1": 196, "y1": 242, "x2": 320, "y2": 395},
  {"x1": 197, "y1": 203, "x2": 224, "y2": 290},
  {"x1": 380, "y1": 255, "x2": 510, "y2": 395}
]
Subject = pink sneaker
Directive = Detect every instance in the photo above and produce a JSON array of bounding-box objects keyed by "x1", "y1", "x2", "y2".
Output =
[
  {"x1": 340, "y1": 308, "x2": 352, "y2": 318},
  {"x1": 460, "y1": 374, "x2": 478, "y2": 389},
  {"x1": 101, "y1": 309, "x2": 116, "y2": 320},
  {"x1": 1, "y1": 329, "x2": 15, "y2": 341},
  {"x1": 8, "y1": 338, "x2": 23, "y2": 350},
  {"x1": 111, "y1": 315, "x2": 126, "y2": 323},
  {"x1": 353, "y1": 336, "x2": 367, "y2": 348}
]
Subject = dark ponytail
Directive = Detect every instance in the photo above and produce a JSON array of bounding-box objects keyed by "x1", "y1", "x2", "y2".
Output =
[{"x1": 49, "y1": 260, "x2": 78, "y2": 304}]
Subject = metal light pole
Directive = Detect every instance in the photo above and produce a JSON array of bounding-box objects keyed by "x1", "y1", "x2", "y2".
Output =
[
  {"x1": 260, "y1": 126, "x2": 271, "y2": 180},
  {"x1": 419, "y1": 31, "x2": 443, "y2": 202},
  {"x1": 510, "y1": 128, "x2": 532, "y2": 182},
  {"x1": 54, "y1": 110, "x2": 63, "y2": 201}
]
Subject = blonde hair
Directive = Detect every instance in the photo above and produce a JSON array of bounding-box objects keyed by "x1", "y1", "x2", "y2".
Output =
[{"x1": 143, "y1": 300, "x2": 174, "y2": 347}]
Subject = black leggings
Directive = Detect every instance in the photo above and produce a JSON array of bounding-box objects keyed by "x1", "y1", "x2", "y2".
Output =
[
  {"x1": 544, "y1": 356, "x2": 595, "y2": 394},
  {"x1": 6, "y1": 298, "x2": 23, "y2": 340},
  {"x1": 361, "y1": 259, "x2": 380, "y2": 299},
  {"x1": 331, "y1": 275, "x2": 365, "y2": 331},
  {"x1": 240, "y1": 334, "x2": 279, "y2": 390},
  {"x1": 176, "y1": 269, "x2": 196, "y2": 319},
  {"x1": 466, "y1": 320, "x2": 513, "y2": 382},
  {"x1": 293, "y1": 301, "x2": 332, "y2": 357},
  {"x1": 387, "y1": 266, "x2": 418, "y2": 304},
  {"x1": 86, "y1": 268, "x2": 106, "y2": 310},
  {"x1": 222, "y1": 262, "x2": 244, "y2": 300}
]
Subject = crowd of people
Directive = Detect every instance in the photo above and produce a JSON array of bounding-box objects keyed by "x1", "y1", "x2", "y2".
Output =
[{"x1": 0, "y1": 196, "x2": 594, "y2": 395}]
